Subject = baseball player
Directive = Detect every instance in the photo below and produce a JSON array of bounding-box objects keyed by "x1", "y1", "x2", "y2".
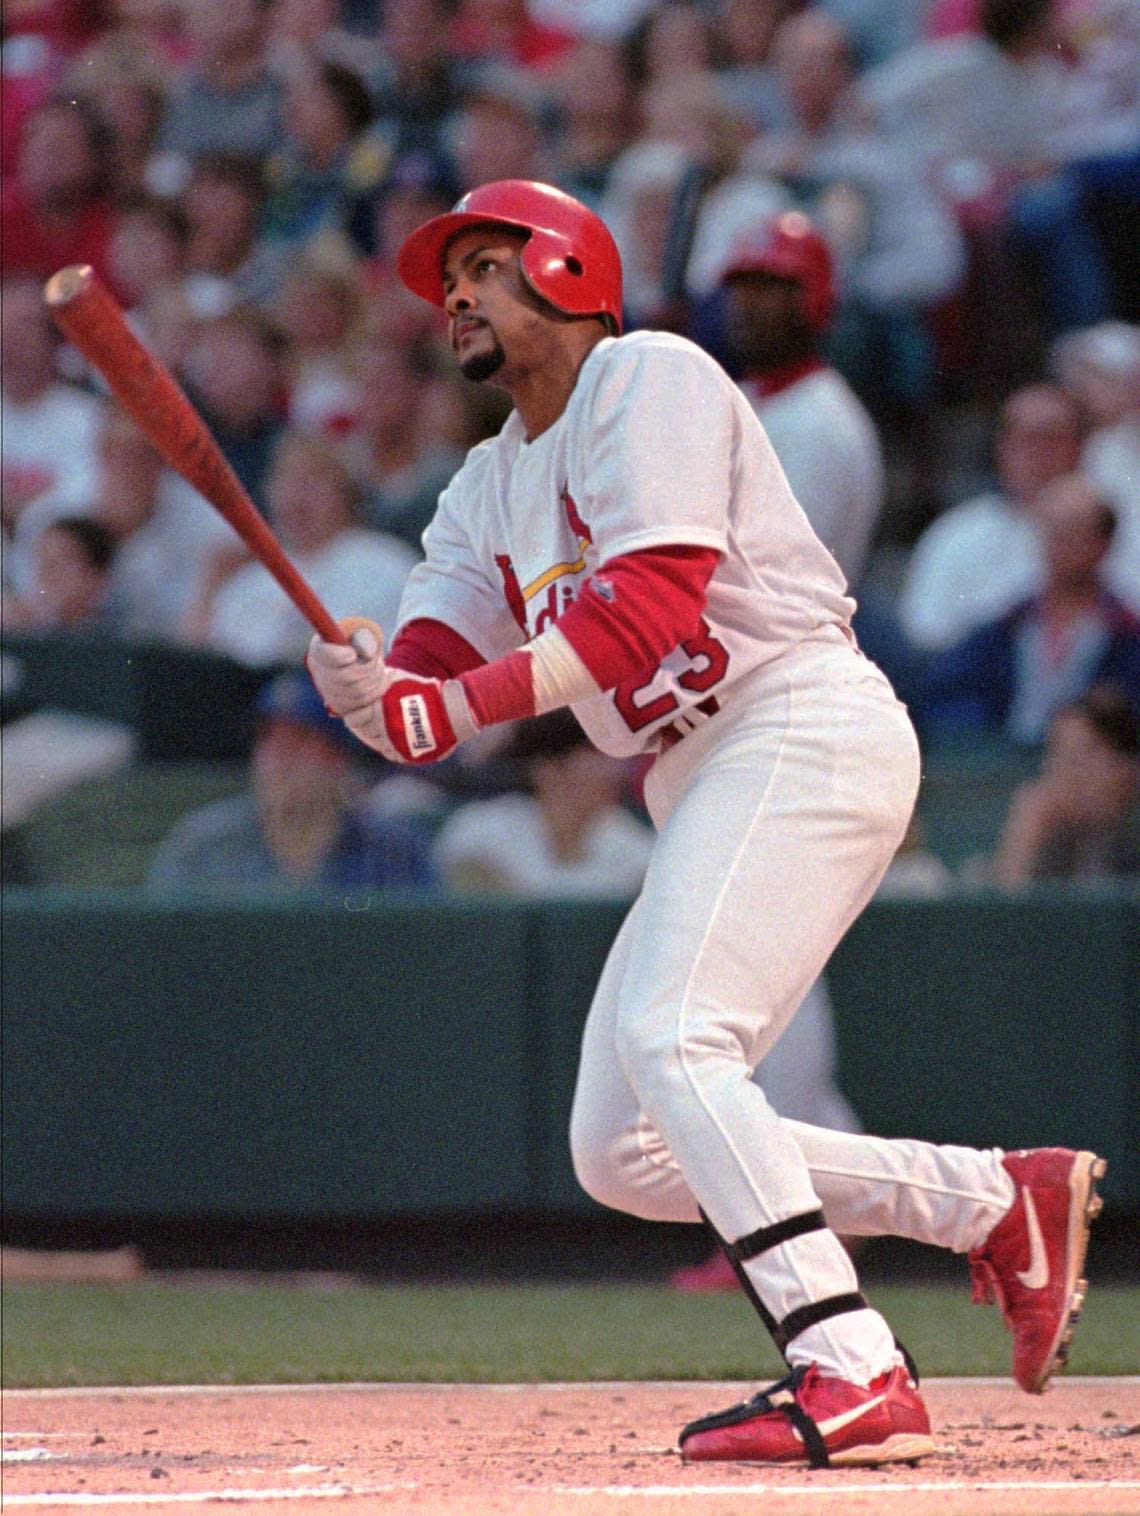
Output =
[{"x1": 307, "y1": 181, "x2": 1106, "y2": 1467}]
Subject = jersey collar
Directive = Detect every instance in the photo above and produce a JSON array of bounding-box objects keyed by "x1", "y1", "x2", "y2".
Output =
[{"x1": 741, "y1": 356, "x2": 827, "y2": 400}]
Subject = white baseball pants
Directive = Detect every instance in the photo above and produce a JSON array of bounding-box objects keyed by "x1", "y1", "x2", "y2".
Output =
[{"x1": 569, "y1": 633, "x2": 1015, "y2": 1385}]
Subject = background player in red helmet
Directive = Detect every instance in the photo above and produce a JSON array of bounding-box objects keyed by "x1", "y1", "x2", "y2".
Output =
[
  {"x1": 721, "y1": 211, "x2": 883, "y2": 591},
  {"x1": 307, "y1": 179, "x2": 1105, "y2": 1468}
]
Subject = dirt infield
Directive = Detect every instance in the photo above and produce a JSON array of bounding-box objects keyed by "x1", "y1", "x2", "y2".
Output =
[{"x1": 3, "y1": 1378, "x2": 1138, "y2": 1515}]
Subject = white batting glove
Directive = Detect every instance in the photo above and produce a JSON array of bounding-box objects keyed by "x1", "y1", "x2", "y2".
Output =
[
  {"x1": 306, "y1": 618, "x2": 389, "y2": 716},
  {"x1": 306, "y1": 618, "x2": 402, "y2": 762}
]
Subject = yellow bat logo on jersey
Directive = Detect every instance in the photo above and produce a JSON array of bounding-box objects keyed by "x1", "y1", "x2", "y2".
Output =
[{"x1": 519, "y1": 488, "x2": 592, "y2": 632}]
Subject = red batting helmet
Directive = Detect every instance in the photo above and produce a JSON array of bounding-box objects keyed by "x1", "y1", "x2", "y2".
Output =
[
  {"x1": 396, "y1": 179, "x2": 624, "y2": 333},
  {"x1": 720, "y1": 211, "x2": 836, "y2": 333}
]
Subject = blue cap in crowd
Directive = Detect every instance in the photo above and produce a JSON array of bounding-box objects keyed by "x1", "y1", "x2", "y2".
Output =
[{"x1": 253, "y1": 670, "x2": 360, "y2": 754}]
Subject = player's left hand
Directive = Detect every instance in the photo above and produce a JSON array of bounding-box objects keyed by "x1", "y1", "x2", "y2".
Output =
[
  {"x1": 363, "y1": 674, "x2": 479, "y2": 765},
  {"x1": 306, "y1": 617, "x2": 389, "y2": 715},
  {"x1": 307, "y1": 619, "x2": 479, "y2": 764}
]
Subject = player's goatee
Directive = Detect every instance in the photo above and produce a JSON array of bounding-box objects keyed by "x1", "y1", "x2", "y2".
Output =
[{"x1": 460, "y1": 343, "x2": 506, "y2": 382}]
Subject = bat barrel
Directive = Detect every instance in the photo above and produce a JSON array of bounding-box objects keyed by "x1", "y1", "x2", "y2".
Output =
[{"x1": 41, "y1": 264, "x2": 348, "y2": 648}]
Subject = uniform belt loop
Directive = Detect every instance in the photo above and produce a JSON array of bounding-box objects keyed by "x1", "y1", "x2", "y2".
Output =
[{"x1": 656, "y1": 694, "x2": 722, "y2": 752}]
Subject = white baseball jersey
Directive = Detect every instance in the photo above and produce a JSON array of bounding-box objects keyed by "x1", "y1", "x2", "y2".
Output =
[{"x1": 397, "y1": 330, "x2": 855, "y2": 757}]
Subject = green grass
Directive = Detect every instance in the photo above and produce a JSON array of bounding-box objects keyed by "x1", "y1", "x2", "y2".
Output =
[{"x1": 3, "y1": 1281, "x2": 1138, "y2": 1388}]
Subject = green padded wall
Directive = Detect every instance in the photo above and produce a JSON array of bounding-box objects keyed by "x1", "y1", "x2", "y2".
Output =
[
  {"x1": 528, "y1": 900, "x2": 628, "y2": 1212},
  {"x1": 2, "y1": 894, "x2": 532, "y2": 1216},
  {"x1": 828, "y1": 889, "x2": 1138, "y2": 1204},
  {"x1": 3, "y1": 890, "x2": 1136, "y2": 1218}
]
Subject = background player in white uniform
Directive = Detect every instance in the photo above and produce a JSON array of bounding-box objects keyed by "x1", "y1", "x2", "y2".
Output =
[
  {"x1": 307, "y1": 181, "x2": 1105, "y2": 1468},
  {"x1": 720, "y1": 212, "x2": 884, "y2": 591}
]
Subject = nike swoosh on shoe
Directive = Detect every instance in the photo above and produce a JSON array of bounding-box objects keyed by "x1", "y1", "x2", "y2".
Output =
[
  {"x1": 1015, "y1": 1190, "x2": 1050, "y2": 1289},
  {"x1": 812, "y1": 1393, "x2": 888, "y2": 1440}
]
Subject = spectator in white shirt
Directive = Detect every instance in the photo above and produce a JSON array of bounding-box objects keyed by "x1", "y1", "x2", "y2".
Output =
[
  {"x1": 10, "y1": 402, "x2": 235, "y2": 640},
  {"x1": 188, "y1": 431, "x2": 416, "y2": 667},
  {"x1": 1, "y1": 276, "x2": 101, "y2": 570},
  {"x1": 918, "y1": 474, "x2": 1140, "y2": 747},
  {"x1": 1053, "y1": 321, "x2": 1140, "y2": 600},
  {"x1": 433, "y1": 710, "x2": 655, "y2": 898},
  {"x1": 861, "y1": 0, "x2": 1116, "y2": 332},
  {"x1": 899, "y1": 383, "x2": 1087, "y2": 651}
]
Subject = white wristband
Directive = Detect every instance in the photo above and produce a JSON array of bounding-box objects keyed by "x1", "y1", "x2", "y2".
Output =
[{"x1": 526, "y1": 624, "x2": 601, "y2": 714}]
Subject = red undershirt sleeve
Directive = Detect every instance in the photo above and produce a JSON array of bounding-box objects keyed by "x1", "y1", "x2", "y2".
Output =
[
  {"x1": 386, "y1": 618, "x2": 487, "y2": 680},
  {"x1": 555, "y1": 544, "x2": 720, "y2": 689},
  {"x1": 392, "y1": 547, "x2": 719, "y2": 732}
]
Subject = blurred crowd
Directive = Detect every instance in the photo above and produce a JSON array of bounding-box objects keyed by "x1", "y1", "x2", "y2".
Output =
[{"x1": 2, "y1": 0, "x2": 1139, "y2": 894}]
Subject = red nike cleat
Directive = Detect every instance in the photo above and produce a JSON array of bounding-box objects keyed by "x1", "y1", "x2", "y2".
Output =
[
  {"x1": 678, "y1": 1363, "x2": 934, "y2": 1466},
  {"x1": 670, "y1": 1248, "x2": 741, "y2": 1293},
  {"x1": 968, "y1": 1148, "x2": 1106, "y2": 1394}
]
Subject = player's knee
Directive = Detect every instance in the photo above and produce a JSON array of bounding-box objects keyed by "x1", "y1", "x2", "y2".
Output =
[
  {"x1": 613, "y1": 1005, "x2": 678, "y2": 1086},
  {"x1": 616, "y1": 1002, "x2": 752, "y2": 1106},
  {"x1": 568, "y1": 1114, "x2": 628, "y2": 1211}
]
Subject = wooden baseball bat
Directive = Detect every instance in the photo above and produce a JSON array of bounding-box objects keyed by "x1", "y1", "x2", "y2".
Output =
[{"x1": 43, "y1": 265, "x2": 349, "y2": 647}]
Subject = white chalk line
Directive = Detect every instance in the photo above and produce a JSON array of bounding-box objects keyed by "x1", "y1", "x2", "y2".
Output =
[
  {"x1": 5, "y1": 1480, "x2": 1140, "y2": 1509},
  {"x1": 1, "y1": 1486, "x2": 416, "y2": 1508},
  {"x1": 4, "y1": 1376, "x2": 1138, "y2": 1398}
]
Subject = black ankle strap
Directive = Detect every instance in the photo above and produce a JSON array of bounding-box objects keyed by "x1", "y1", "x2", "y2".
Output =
[
  {"x1": 678, "y1": 1366, "x2": 831, "y2": 1468},
  {"x1": 728, "y1": 1208, "x2": 827, "y2": 1262},
  {"x1": 781, "y1": 1399, "x2": 831, "y2": 1468},
  {"x1": 772, "y1": 1292, "x2": 868, "y2": 1357},
  {"x1": 700, "y1": 1208, "x2": 869, "y2": 1363}
]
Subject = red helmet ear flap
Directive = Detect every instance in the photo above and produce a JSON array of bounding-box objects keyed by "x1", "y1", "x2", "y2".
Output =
[{"x1": 397, "y1": 180, "x2": 623, "y2": 333}]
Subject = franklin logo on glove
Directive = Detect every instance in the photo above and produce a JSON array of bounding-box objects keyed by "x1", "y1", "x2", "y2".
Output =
[{"x1": 401, "y1": 693, "x2": 437, "y2": 756}]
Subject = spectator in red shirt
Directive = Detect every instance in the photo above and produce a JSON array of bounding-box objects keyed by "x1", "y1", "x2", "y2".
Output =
[
  {"x1": 451, "y1": 0, "x2": 576, "y2": 70},
  {"x1": 0, "y1": 95, "x2": 120, "y2": 295},
  {"x1": 3, "y1": 0, "x2": 103, "y2": 67}
]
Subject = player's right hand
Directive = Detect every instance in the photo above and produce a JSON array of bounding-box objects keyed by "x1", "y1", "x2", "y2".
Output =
[{"x1": 306, "y1": 616, "x2": 389, "y2": 716}]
